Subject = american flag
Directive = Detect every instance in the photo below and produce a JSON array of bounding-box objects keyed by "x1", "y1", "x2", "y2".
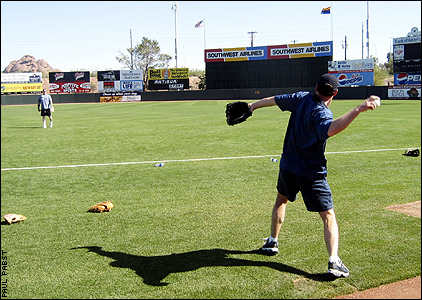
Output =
[{"x1": 195, "y1": 19, "x2": 204, "y2": 28}]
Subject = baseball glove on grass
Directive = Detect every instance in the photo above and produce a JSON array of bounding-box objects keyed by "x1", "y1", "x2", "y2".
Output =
[
  {"x1": 88, "y1": 201, "x2": 114, "y2": 213},
  {"x1": 403, "y1": 149, "x2": 420, "y2": 157},
  {"x1": 225, "y1": 101, "x2": 252, "y2": 126},
  {"x1": 4, "y1": 214, "x2": 26, "y2": 224}
]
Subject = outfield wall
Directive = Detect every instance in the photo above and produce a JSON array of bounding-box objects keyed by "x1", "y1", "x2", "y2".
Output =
[{"x1": 1, "y1": 86, "x2": 389, "y2": 105}]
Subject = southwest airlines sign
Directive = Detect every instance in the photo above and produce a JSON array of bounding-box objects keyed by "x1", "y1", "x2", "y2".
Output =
[{"x1": 205, "y1": 41, "x2": 332, "y2": 63}]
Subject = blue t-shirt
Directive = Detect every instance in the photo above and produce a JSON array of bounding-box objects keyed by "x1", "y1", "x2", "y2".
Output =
[
  {"x1": 275, "y1": 91, "x2": 333, "y2": 178},
  {"x1": 38, "y1": 94, "x2": 52, "y2": 110}
]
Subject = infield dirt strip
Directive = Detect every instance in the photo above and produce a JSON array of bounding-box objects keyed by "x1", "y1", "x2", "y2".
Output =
[
  {"x1": 335, "y1": 201, "x2": 421, "y2": 299},
  {"x1": 384, "y1": 201, "x2": 421, "y2": 218}
]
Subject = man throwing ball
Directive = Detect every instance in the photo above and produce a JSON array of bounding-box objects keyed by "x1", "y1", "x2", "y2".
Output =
[{"x1": 248, "y1": 73, "x2": 380, "y2": 278}]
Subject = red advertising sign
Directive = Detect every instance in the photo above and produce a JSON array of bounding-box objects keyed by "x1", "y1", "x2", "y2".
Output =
[{"x1": 48, "y1": 71, "x2": 91, "y2": 93}]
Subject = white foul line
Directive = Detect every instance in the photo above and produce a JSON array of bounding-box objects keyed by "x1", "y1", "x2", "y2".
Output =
[{"x1": 1, "y1": 148, "x2": 418, "y2": 171}]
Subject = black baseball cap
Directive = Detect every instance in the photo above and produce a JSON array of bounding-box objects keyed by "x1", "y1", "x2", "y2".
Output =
[{"x1": 317, "y1": 73, "x2": 338, "y2": 96}]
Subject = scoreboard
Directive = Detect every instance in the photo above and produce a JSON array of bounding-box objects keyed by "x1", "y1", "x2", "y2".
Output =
[
  {"x1": 205, "y1": 41, "x2": 333, "y2": 89},
  {"x1": 390, "y1": 27, "x2": 421, "y2": 99}
]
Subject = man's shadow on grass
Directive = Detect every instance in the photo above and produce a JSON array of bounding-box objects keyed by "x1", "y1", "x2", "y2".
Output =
[
  {"x1": 71, "y1": 246, "x2": 336, "y2": 286},
  {"x1": 6, "y1": 126, "x2": 41, "y2": 129}
]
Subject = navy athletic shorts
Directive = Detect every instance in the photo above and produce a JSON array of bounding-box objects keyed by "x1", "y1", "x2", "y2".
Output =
[{"x1": 277, "y1": 168, "x2": 333, "y2": 212}]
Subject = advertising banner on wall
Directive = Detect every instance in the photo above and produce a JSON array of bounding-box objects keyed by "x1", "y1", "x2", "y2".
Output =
[
  {"x1": 394, "y1": 72, "x2": 421, "y2": 85},
  {"x1": 1, "y1": 72, "x2": 43, "y2": 93},
  {"x1": 99, "y1": 91, "x2": 142, "y2": 102},
  {"x1": 388, "y1": 85, "x2": 420, "y2": 99},
  {"x1": 393, "y1": 35, "x2": 421, "y2": 45},
  {"x1": 328, "y1": 58, "x2": 374, "y2": 86},
  {"x1": 148, "y1": 68, "x2": 189, "y2": 90},
  {"x1": 97, "y1": 70, "x2": 143, "y2": 92},
  {"x1": 49, "y1": 71, "x2": 91, "y2": 93},
  {"x1": 120, "y1": 70, "x2": 143, "y2": 91},
  {"x1": 205, "y1": 46, "x2": 267, "y2": 63},
  {"x1": 204, "y1": 41, "x2": 332, "y2": 63},
  {"x1": 267, "y1": 41, "x2": 332, "y2": 59}
]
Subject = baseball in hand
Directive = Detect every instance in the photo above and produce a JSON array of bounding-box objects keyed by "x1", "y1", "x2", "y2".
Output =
[{"x1": 368, "y1": 96, "x2": 381, "y2": 109}]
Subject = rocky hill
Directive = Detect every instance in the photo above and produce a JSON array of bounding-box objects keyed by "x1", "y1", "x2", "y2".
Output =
[{"x1": 3, "y1": 55, "x2": 59, "y2": 73}]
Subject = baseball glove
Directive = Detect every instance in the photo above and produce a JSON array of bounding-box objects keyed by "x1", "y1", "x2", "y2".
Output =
[
  {"x1": 225, "y1": 101, "x2": 252, "y2": 126},
  {"x1": 402, "y1": 149, "x2": 420, "y2": 157},
  {"x1": 88, "y1": 201, "x2": 114, "y2": 213},
  {"x1": 4, "y1": 214, "x2": 26, "y2": 224}
]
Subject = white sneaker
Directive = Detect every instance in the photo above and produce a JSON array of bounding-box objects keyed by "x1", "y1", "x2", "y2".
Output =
[
  {"x1": 260, "y1": 238, "x2": 279, "y2": 255},
  {"x1": 328, "y1": 258, "x2": 350, "y2": 277}
]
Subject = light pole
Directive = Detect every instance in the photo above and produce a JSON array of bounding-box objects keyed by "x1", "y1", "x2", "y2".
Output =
[
  {"x1": 248, "y1": 31, "x2": 257, "y2": 47},
  {"x1": 172, "y1": 2, "x2": 178, "y2": 67},
  {"x1": 366, "y1": 1, "x2": 369, "y2": 59},
  {"x1": 342, "y1": 35, "x2": 348, "y2": 60},
  {"x1": 130, "y1": 29, "x2": 133, "y2": 70}
]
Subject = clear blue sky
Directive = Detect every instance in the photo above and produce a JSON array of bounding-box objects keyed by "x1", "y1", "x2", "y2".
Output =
[{"x1": 1, "y1": 1, "x2": 420, "y2": 72}]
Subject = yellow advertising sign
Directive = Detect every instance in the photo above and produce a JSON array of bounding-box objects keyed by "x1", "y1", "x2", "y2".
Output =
[
  {"x1": 1, "y1": 83, "x2": 43, "y2": 93},
  {"x1": 148, "y1": 68, "x2": 189, "y2": 80}
]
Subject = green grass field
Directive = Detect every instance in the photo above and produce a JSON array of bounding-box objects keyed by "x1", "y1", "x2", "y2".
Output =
[{"x1": 1, "y1": 99, "x2": 420, "y2": 299}]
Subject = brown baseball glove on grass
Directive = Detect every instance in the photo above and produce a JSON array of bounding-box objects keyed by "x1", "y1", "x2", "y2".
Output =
[{"x1": 88, "y1": 201, "x2": 114, "y2": 213}]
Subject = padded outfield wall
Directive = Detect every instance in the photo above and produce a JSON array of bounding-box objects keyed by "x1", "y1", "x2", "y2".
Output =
[{"x1": 1, "y1": 86, "x2": 389, "y2": 105}]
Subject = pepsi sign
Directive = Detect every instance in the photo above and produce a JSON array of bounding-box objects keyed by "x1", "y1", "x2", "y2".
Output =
[
  {"x1": 328, "y1": 59, "x2": 374, "y2": 86},
  {"x1": 330, "y1": 72, "x2": 374, "y2": 86},
  {"x1": 338, "y1": 73, "x2": 364, "y2": 86},
  {"x1": 394, "y1": 72, "x2": 421, "y2": 85}
]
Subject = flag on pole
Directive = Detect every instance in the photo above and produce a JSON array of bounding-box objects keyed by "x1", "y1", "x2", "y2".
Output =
[
  {"x1": 195, "y1": 19, "x2": 204, "y2": 28},
  {"x1": 321, "y1": 7, "x2": 331, "y2": 14}
]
